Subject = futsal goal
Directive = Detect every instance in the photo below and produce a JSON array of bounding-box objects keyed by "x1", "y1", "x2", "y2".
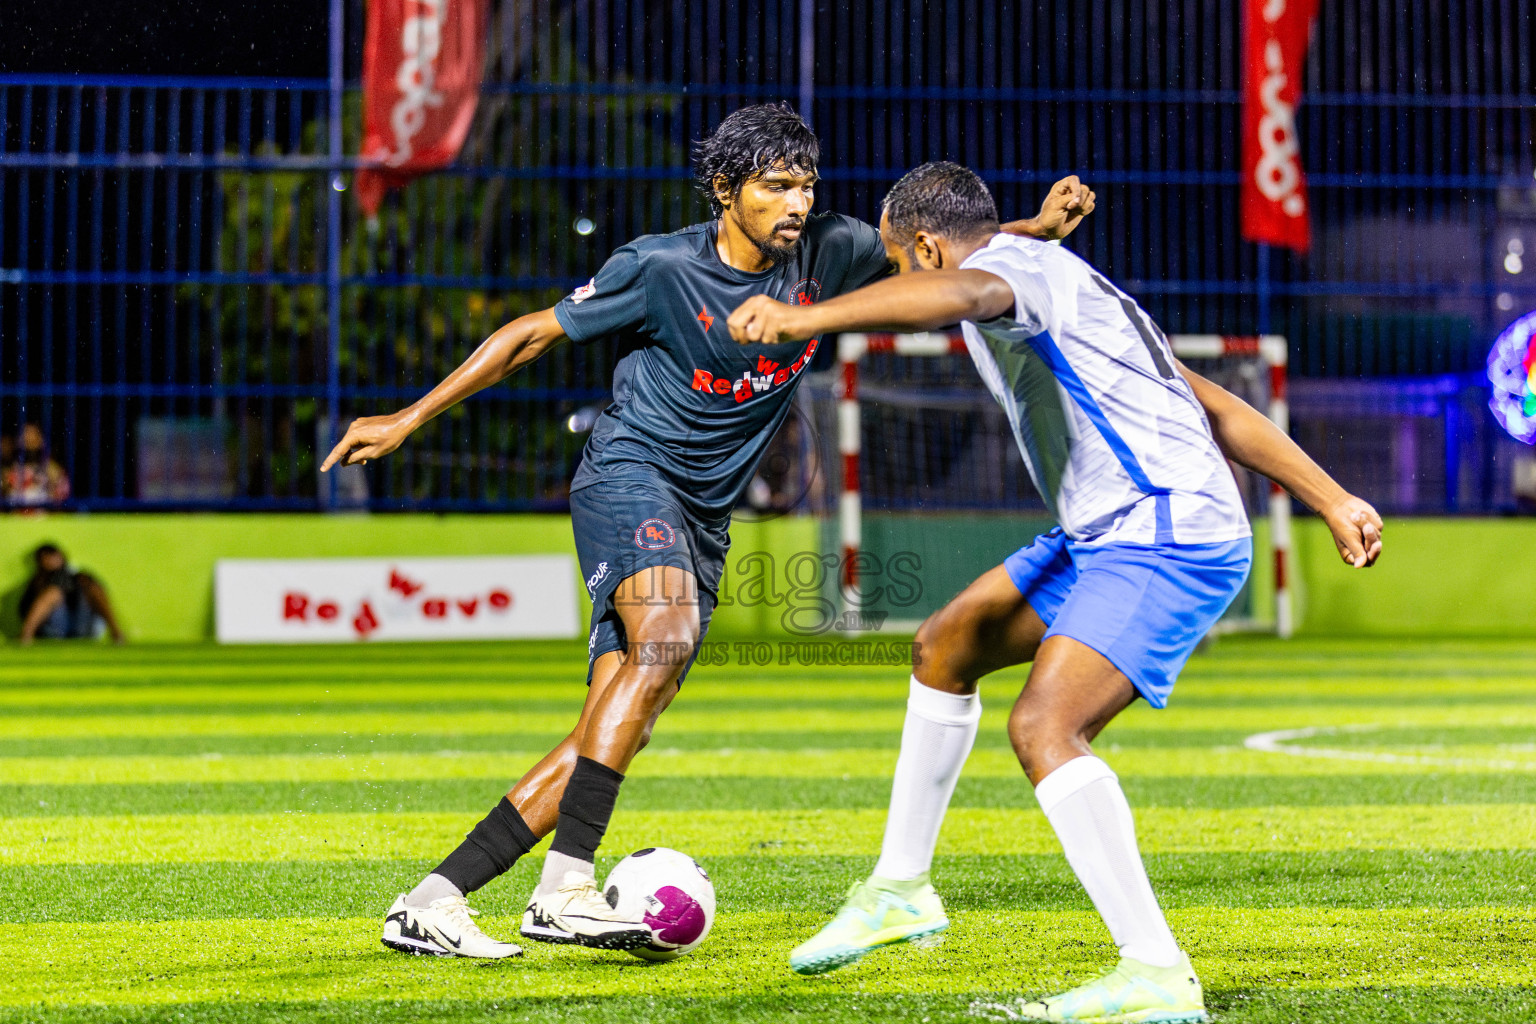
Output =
[{"x1": 801, "y1": 332, "x2": 1293, "y2": 638}]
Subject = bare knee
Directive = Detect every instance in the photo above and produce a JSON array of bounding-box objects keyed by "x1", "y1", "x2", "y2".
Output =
[
  {"x1": 913, "y1": 600, "x2": 984, "y2": 695},
  {"x1": 625, "y1": 608, "x2": 700, "y2": 684},
  {"x1": 912, "y1": 606, "x2": 947, "y2": 654},
  {"x1": 76, "y1": 575, "x2": 106, "y2": 604},
  {"x1": 589, "y1": 656, "x2": 687, "y2": 738},
  {"x1": 1008, "y1": 701, "x2": 1093, "y2": 783},
  {"x1": 1007, "y1": 702, "x2": 1047, "y2": 774},
  {"x1": 583, "y1": 665, "x2": 679, "y2": 762}
]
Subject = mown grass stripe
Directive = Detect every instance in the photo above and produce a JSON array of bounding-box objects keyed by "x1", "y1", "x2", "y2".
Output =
[
  {"x1": 5, "y1": 804, "x2": 1536, "y2": 865},
  {"x1": 6, "y1": 850, "x2": 1534, "y2": 924},
  {"x1": 6, "y1": 744, "x2": 1534, "y2": 787},
  {"x1": 9, "y1": 771, "x2": 1536, "y2": 818},
  {"x1": 9, "y1": 673, "x2": 1536, "y2": 709},
  {"x1": 7, "y1": 702, "x2": 1536, "y2": 740},
  {"x1": 0, "y1": 730, "x2": 1276, "y2": 759},
  {"x1": 0, "y1": 708, "x2": 902, "y2": 739},
  {"x1": 18, "y1": 724, "x2": 1536, "y2": 759},
  {"x1": 0, "y1": 640, "x2": 1527, "y2": 695},
  {"x1": 6, "y1": 987, "x2": 1536, "y2": 1024},
  {"x1": 3, "y1": 907, "x2": 1533, "y2": 1008},
  {"x1": 7, "y1": 664, "x2": 1533, "y2": 694},
  {"x1": 0, "y1": 633, "x2": 1527, "y2": 670}
]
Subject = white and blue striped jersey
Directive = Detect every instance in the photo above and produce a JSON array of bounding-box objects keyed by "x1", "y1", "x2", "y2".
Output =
[{"x1": 958, "y1": 233, "x2": 1250, "y2": 546}]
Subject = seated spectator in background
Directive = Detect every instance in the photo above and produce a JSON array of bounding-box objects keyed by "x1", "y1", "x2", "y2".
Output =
[
  {"x1": 3, "y1": 424, "x2": 72, "y2": 509},
  {"x1": 19, "y1": 544, "x2": 124, "y2": 645}
]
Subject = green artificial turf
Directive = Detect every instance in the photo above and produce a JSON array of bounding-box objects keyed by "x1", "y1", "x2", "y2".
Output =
[{"x1": 2, "y1": 636, "x2": 1534, "y2": 1022}]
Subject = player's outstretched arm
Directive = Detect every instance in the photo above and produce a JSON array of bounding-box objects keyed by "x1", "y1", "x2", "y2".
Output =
[
  {"x1": 321, "y1": 309, "x2": 568, "y2": 471},
  {"x1": 1001, "y1": 175, "x2": 1097, "y2": 242},
  {"x1": 728, "y1": 270, "x2": 1014, "y2": 345},
  {"x1": 1179, "y1": 360, "x2": 1383, "y2": 569}
]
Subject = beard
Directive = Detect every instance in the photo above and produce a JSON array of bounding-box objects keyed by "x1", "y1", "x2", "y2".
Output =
[{"x1": 748, "y1": 218, "x2": 804, "y2": 267}]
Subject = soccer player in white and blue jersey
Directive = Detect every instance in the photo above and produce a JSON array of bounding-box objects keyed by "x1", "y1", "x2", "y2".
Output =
[{"x1": 729, "y1": 162, "x2": 1383, "y2": 1023}]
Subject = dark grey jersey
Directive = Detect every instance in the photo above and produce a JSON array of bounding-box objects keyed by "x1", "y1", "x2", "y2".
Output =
[{"x1": 554, "y1": 213, "x2": 889, "y2": 521}]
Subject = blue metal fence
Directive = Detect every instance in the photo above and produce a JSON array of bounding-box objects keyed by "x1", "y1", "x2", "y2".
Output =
[{"x1": 1, "y1": 0, "x2": 1533, "y2": 512}]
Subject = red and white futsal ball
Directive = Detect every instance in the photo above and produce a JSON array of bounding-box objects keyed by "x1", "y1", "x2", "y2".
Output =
[{"x1": 603, "y1": 847, "x2": 716, "y2": 960}]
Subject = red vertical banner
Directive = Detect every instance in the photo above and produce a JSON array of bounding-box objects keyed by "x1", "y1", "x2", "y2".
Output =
[
  {"x1": 356, "y1": 0, "x2": 488, "y2": 217},
  {"x1": 1241, "y1": 0, "x2": 1319, "y2": 253}
]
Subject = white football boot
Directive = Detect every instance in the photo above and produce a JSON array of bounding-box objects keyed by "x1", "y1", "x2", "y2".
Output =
[
  {"x1": 381, "y1": 894, "x2": 522, "y2": 958},
  {"x1": 521, "y1": 870, "x2": 653, "y2": 950}
]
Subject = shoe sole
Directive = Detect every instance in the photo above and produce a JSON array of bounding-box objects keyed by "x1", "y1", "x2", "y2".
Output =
[
  {"x1": 1019, "y1": 1009, "x2": 1207, "y2": 1023},
  {"x1": 381, "y1": 933, "x2": 523, "y2": 959},
  {"x1": 790, "y1": 919, "x2": 949, "y2": 975},
  {"x1": 382, "y1": 934, "x2": 456, "y2": 957},
  {"x1": 520, "y1": 921, "x2": 653, "y2": 951}
]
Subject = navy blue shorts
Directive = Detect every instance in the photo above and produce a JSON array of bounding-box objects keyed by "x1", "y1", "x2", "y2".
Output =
[
  {"x1": 1003, "y1": 529, "x2": 1252, "y2": 708},
  {"x1": 569, "y1": 473, "x2": 729, "y2": 685}
]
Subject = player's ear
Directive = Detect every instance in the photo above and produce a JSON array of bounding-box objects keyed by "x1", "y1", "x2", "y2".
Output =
[
  {"x1": 712, "y1": 174, "x2": 733, "y2": 211},
  {"x1": 913, "y1": 231, "x2": 942, "y2": 271}
]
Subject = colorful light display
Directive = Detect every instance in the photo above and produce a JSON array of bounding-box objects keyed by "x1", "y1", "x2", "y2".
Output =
[{"x1": 1488, "y1": 310, "x2": 1536, "y2": 444}]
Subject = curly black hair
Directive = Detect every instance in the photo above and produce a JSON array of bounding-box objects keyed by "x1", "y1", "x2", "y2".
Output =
[
  {"x1": 692, "y1": 103, "x2": 820, "y2": 217},
  {"x1": 882, "y1": 161, "x2": 1000, "y2": 248}
]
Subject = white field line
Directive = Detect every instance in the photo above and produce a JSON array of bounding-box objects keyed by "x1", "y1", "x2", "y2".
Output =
[{"x1": 1243, "y1": 724, "x2": 1536, "y2": 771}]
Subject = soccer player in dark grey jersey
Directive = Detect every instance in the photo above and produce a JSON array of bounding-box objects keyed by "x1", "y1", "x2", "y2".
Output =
[{"x1": 322, "y1": 104, "x2": 1096, "y2": 958}]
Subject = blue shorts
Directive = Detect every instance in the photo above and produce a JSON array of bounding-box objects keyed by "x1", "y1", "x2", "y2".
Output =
[
  {"x1": 37, "y1": 598, "x2": 100, "y2": 640},
  {"x1": 569, "y1": 472, "x2": 729, "y2": 686},
  {"x1": 1003, "y1": 529, "x2": 1252, "y2": 708}
]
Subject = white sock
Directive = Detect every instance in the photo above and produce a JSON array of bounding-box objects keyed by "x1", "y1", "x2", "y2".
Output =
[
  {"x1": 870, "y1": 676, "x2": 982, "y2": 881},
  {"x1": 404, "y1": 872, "x2": 462, "y2": 910},
  {"x1": 535, "y1": 849, "x2": 594, "y2": 898},
  {"x1": 1034, "y1": 755, "x2": 1182, "y2": 968}
]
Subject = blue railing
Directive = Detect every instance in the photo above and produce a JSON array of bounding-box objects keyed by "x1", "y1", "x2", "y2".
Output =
[{"x1": 2, "y1": 0, "x2": 1533, "y2": 512}]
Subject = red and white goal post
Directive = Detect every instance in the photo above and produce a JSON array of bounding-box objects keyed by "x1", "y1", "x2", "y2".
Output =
[{"x1": 834, "y1": 332, "x2": 1293, "y2": 638}]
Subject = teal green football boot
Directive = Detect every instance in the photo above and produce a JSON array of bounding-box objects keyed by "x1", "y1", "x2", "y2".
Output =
[
  {"x1": 789, "y1": 875, "x2": 948, "y2": 975},
  {"x1": 979, "y1": 953, "x2": 1208, "y2": 1023}
]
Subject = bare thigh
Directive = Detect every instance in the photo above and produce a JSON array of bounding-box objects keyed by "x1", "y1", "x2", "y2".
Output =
[
  {"x1": 577, "y1": 564, "x2": 696, "y2": 767},
  {"x1": 913, "y1": 564, "x2": 1051, "y2": 694}
]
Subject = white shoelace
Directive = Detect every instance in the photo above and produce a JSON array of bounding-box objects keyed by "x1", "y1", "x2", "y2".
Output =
[
  {"x1": 430, "y1": 896, "x2": 486, "y2": 935},
  {"x1": 555, "y1": 877, "x2": 628, "y2": 920}
]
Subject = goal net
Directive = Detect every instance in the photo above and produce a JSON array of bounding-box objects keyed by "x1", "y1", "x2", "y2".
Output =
[{"x1": 799, "y1": 332, "x2": 1293, "y2": 638}]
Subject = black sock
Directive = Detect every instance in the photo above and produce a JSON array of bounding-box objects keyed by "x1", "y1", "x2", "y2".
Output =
[
  {"x1": 549, "y1": 756, "x2": 626, "y2": 862},
  {"x1": 433, "y1": 796, "x2": 539, "y2": 894}
]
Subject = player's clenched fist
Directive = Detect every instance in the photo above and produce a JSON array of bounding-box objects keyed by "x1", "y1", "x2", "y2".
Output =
[
  {"x1": 1032, "y1": 175, "x2": 1097, "y2": 241},
  {"x1": 1321, "y1": 493, "x2": 1384, "y2": 568},
  {"x1": 727, "y1": 295, "x2": 812, "y2": 346},
  {"x1": 320, "y1": 411, "x2": 416, "y2": 472}
]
